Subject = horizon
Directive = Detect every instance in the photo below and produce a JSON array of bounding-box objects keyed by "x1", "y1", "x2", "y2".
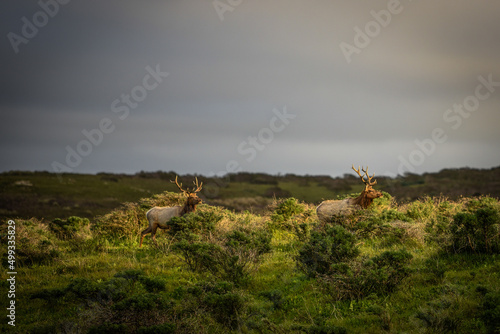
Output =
[{"x1": 2, "y1": 164, "x2": 499, "y2": 180}]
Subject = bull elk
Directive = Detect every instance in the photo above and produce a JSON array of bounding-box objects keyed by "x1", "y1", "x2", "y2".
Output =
[
  {"x1": 316, "y1": 165, "x2": 383, "y2": 224},
  {"x1": 139, "y1": 176, "x2": 203, "y2": 247}
]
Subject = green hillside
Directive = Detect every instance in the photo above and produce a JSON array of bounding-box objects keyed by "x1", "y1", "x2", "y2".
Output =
[{"x1": 1, "y1": 189, "x2": 499, "y2": 333}]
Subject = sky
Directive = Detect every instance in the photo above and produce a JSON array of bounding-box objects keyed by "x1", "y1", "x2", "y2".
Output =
[{"x1": 1, "y1": 0, "x2": 499, "y2": 178}]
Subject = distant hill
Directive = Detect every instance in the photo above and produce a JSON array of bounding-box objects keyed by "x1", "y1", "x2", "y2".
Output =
[{"x1": 1, "y1": 166, "x2": 499, "y2": 221}]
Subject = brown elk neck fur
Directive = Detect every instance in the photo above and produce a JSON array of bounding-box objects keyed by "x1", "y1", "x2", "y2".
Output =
[
  {"x1": 180, "y1": 197, "x2": 200, "y2": 215},
  {"x1": 350, "y1": 189, "x2": 374, "y2": 209}
]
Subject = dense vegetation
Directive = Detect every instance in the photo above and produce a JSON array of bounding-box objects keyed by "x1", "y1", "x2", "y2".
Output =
[{"x1": 1, "y1": 186, "x2": 499, "y2": 333}]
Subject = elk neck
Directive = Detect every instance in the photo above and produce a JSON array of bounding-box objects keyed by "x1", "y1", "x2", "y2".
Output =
[
  {"x1": 180, "y1": 197, "x2": 199, "y2": 215},
  {"x1": 351, "y1": 188, "x2": 374, "y2": 209}
]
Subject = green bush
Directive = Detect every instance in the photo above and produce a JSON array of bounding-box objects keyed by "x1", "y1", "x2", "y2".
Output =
[
  {"x1": 187, "y1": 281, "x2": 245, "y2": 330},
  {"x1": 94, "y1": 202, "x2": 148, "y2": 242},
  {"x1": 50, "y1": 216, "x2": 91, "y2": 240},
  {"x1": 321, "y1": 249, "x2": 413, "y2": 300},
  {"x1": 173, "y1": 240, "x2": 220, "y2": 272},
  {"x1": 406, "y1": 197, "x2": 435, "y2": 220},
  {"x1": 449, "y1": 208, "x2": 500, "y2": 253},
  {"x1": 379, "y1": 208, "x2": 412, "y2": 222},
  {"x1": 361, "y1": 250, "x2": 413, "y2": 294},
  {"x1": 6, "y1": 219, "x2": 61, "y2": 266},
  {"x1": 303, "y1": 324, "x2": 348, "y2": 334},
  {"x1": 139, "y1": 275, "x2": 166, "y2": 293},
  {"x1": 32, "y1": 269, "x2": 167, "y2": 306},
  {"x1": 114, "y1": 268, "x2": 145, "y2": 281},
  {"x1": 270, "y1": 197, "x2": 305, "y2": 229},
  {"x1": 297, "y1": 225, "x2": 359, "y2": 277},
  {"x1": 466, "y1": 196, "x2": 500, "y2": 212},
  {"x1": 166, "y1": 209, "x2": 221, "y2": 240},
  {"x1": 88, "y1": 323, "x2": 128, "y2": 334},
  {"x1": 113, "y1": 293, "x2": 172, "y2": 311},
  {"x1": 31, "y1": 270, "x2": 175, "y2": 332},
  {"x1": 173, "y1": 227, "x2": 272, "y2": 286},
  {"x1": 425, "y1": 213, "x2": 453, "y2": 245},
  {"x1": 137, "y1": 323, "x2": 176, "y2": 334},
  {"x1": 481, "y1": 291, "x2": 500, "y2": 334},
  {"x1": 260, "y1": 289, "x2": 286, "y2": 310}
]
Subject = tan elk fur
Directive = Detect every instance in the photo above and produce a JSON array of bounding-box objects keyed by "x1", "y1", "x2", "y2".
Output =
[
  {"x1": 316, "y1": 165, "x2": 382, "y2": 224},
  {"x1": 140, "y1": 177, "x2": 202, "y2": 247}
]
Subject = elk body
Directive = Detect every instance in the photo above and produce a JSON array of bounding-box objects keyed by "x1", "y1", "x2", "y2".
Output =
[
  {"x1": 316, "y1": 165, "x2": 382, "y2": 224},
  {"x1": 140, "y1": 176, "x2": 202, "y2": 247}
]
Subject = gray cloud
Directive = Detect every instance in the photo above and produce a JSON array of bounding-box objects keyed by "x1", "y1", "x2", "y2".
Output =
[{"x1": 1, "y1": 0, "x2": 499, "y2": 177}]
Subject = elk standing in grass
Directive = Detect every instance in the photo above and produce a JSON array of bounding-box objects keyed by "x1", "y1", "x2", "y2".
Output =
[
  {"x1": 140, "y1": 176, "x2": 203, "y2": 247},
  {"x1": 316, "y1": 165, "x2": 383, "y2": 224}
]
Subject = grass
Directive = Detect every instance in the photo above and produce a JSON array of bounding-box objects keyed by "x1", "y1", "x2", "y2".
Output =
[{"x1": 1, "y1": 172, "x2": 500, "y2": 333}]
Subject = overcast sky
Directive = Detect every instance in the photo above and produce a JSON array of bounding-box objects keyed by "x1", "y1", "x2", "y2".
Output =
[{"x1": 1, "y1": 0, "x2": 499, "y2": 178}]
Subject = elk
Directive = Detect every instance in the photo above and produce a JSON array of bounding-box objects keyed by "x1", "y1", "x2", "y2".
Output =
[
  {"x1": 139, "y1": 176, "x2": 203, "y2": 247},
  {"x1": 316, "y1": 165, "x2": 383, "y2": 224}
]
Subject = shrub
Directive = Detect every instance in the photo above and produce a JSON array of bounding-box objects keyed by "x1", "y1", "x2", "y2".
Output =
[
  {"x1": 173, "y1": 240, "x2": 220, "y2": 272},
  {"x1": 114, "y1": 269, "x2": 145, "y2": 281},
  {"x1": 32, "y1": 270, "x2": 175, "y2": 332},
  {"x1": 33, "y1": 270, "x2": 166, "y2": 306},
  {"x1": 49, "y1": 216, "x2": 91, "y2": 240},
  {"x1": 137, "y1": 323, "x2": 176, "y2": 334},
  {"x1": 4, "y1": 219, "x2": 61, "y2": 266},
  {"x1": 466, "y1": 196, "x2": 500, "y2": 212},
  {"x1": 303, "y1": 324, "x2": 348, "y2": 334},
  {"x1": 270, "y1": 197, "x2": 305, "y2": 229},
  {"x1": 449, "y1": 208, "x2": 500, "y2": 253},
  {"x1": 173, "y1": 227, "x2": 272, "y2": 286},
  {"x1": 425, "y1": 213, "x2": 453, "y2": 245},
  {"x1": 187, "y1": 281, "x2": 246, "y2": 330},
  {"x1": 112, "y1": 293, "x2": 172, "y2": 311},
  {"x1": 88, "y1": 323, "x2": 128, "y2": 334},
  {"x1": 361, "y1": 250, "x2": 413, "y2": 294},
  {"x1": 94, "y1": 202, "x2": 148, "y2": 242},
  {"x1": 321, "y1": 249, "x2": 413, "y2": 300},
  {"x1": 260, "y1": 289, "x2": 286, "y2": 310},
  {"x1": 296, "y1": 225, "x2": 359, "y2": 277},
  {"x1": 166, "y1": 209, "x2": 221, "y2": 240},
  {"x1": 406, "y1": 197, "x2": 435, "y2": 220},
  {"x1": 481, "y1": 291, "x2": 500, "y2": 333},
  {"x1": 379, "y1": 208, "x2": 412, "y2": 222},
  {"x1": 139, "y1": 276, "x2": 166, "y2": 293}
]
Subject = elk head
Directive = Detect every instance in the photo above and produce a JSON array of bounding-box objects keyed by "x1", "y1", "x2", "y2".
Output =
[
  {"x1": 171, "y1": 176, "x2": 203, "y2": 212},
  {"x1": 351, "y1": 165, "x2": 383, "y2": 208}
]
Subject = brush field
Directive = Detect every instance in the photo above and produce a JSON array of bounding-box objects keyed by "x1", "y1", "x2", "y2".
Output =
[{"x1": 1, "y1": 169, "x2": 500, "y2": 333}]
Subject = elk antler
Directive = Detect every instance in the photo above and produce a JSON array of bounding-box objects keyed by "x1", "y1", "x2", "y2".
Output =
[
  {"x1": 171, "y1": 176, "x2": 203, "y2": 195},
  {"x1": 352, "y1": 165, "x2": 377, "y2": 187},
  {"x1": 361, "y1": 166, "x2": 377, "y2": 186},
  {"x1": 171, "y1": 176, "x2": 188, "y2": 195},
  {"x1": 191, "y1": 177, "x2": 203, "y2": 193}
]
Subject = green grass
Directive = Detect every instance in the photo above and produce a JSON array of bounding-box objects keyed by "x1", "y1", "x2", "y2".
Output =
[
  {"x1": 1, "y1": 170, "x2": 500, "y2": 333},
  {"x1": 1, "y1": 192, "x2": 499, "y2": 333}
]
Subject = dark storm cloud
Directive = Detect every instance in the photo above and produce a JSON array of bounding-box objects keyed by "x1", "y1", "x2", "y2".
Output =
[{"x1": 1, "y1": 0, "x2": 499, "y2": 177}]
